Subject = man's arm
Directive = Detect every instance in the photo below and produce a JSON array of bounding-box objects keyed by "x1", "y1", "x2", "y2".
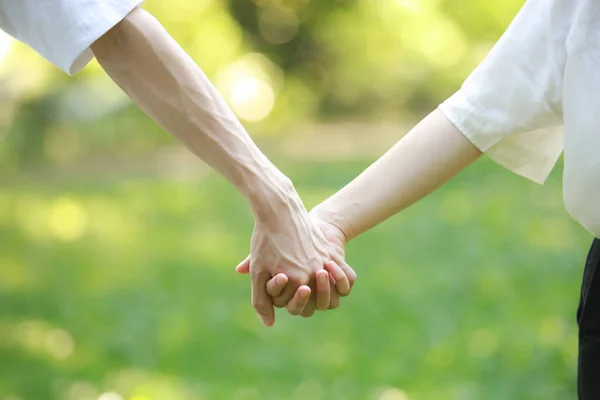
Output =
[
  {"x1": 311, "y1": 110, "x2": 482, "y2": 240},
  {"x1": 89, "y1": 7, "x2": 355, "y2": 326},
  {"x1": 90, "y1": 8, "x2": 289, "y2": 217}
]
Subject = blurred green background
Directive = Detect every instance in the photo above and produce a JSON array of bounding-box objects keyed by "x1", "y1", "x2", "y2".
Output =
[{"x1": 0, "y1": 0, "x2": 591, "y2": 399}]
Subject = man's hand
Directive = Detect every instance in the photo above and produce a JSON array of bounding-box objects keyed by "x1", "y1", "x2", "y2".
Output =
[{"x1": 236, "y1": 210, "x2": 355, "y2": 322}]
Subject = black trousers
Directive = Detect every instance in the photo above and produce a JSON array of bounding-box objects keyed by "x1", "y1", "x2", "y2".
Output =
[{"x1": 577, "y1": 238, "x2": 600, "y2": 399}]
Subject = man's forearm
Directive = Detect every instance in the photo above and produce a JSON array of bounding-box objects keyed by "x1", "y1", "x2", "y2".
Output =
[
  {"x1": 312, "y1": 110, "x2": 482, "y2": 240},
  {"x1": 90, "y1": 8, "x2": 296, "y2": 215}
]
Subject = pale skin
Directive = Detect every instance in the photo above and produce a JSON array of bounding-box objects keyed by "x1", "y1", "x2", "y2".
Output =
[
  {"x1": 89, "y1": 7, "x2": 356, "y2": 326},
  {"x1": 241, "y1": 109, "x2": 483, "y2": 305},
  {"x1": 238, "y1": 211, "x2": 351, "y2": 317}
]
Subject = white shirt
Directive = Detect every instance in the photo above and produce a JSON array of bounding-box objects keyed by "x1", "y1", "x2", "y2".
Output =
[
  {"x1": 439, "y1": 0, "x2": 600, "y2": 238},
  {"x1": 0, "y1": 0, "x2": 143, "y2": 75}
]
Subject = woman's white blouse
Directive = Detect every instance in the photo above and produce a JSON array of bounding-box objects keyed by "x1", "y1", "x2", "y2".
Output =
[{"x1": 440, "y1": 0, "x2": 600, "y2": 237}]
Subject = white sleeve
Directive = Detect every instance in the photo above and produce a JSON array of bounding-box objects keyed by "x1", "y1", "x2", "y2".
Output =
[
  {"x1": 0, "y1": 0, "x2": 144, "y2": 75},
  {"x1": 438, "y1": 0, "x2": 573, "y2": 184}
]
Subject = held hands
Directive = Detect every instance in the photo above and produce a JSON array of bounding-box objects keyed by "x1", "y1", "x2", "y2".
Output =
[{"x1": 236, "y1": 203, "x2": 355, "y2": 326}]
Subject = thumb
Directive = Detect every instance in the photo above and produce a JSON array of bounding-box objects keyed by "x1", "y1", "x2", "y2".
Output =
[{"x1": 236, "y1": 256, "x2": 251, "y2": 274}]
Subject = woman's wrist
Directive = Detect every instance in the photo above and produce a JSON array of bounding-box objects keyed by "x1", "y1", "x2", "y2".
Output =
[{"x1": 311, "y1": 202, "x2": 354, "y2": 243}]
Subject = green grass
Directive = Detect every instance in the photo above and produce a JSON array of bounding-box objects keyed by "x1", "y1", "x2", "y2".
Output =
[{"x1": 0, "y1": 157, "x2": 590, "y2": 400}]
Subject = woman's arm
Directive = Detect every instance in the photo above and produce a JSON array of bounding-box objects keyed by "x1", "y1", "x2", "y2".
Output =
[{"x1": 312, "y1": 109, "x2": 482, "y2": 240}]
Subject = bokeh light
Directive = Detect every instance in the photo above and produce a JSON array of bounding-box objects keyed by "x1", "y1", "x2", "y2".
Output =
[
  {"x1": 259, "y1": 6, "x2": 300, "y2": 44},
  {"x1": 47, "y1": 197, "x2": 88, "y2": 241},
  {"x1": 215, "y1": 54, "x2": 281, "y2": 122},
  {"x1": 67, "y1": 381, "x2": 97, "y2": 400},
  {"x1": 45, "y1": 328, "x2": 75, "y2": 360},
  {"x1": 97, "y1": 393, "x2": 124, "y2": 400},
  {"x1": 379, "y1": 388, "x2": 410, "y2": 400}
]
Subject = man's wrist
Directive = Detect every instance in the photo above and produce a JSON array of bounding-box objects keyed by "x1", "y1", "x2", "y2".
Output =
[{"x1": 244, "y1": 169, "x2": 304, "y2": 223}]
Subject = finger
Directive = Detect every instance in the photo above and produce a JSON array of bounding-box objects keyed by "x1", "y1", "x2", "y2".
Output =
[
  {"x1": 300, "y1": 291, "x2": 317, "y2": 317},
  {"x1": 272, "y1": 284, "x2": 299, "y2": 308},
  {"x1": 301, "y1": 303, "x2": 316, "y2": 318},
  {"x1": 286, "y1": 285, "x2": 311, "y2": 316},
  {"x1": 266, "y1": 273, "x2": 288, "y2": 297},
  {"x1": 315, "y1": 270, "x2": 331, "y2": 310},
  {"x1": 251, "y1": 271, "x2": 275, "y2": 327},
  {"x1": 337, "y1": 260, "x2": 357, "y2": 287},
  {"x1": 236, "y1": 256, "x2": 251, "y2": 274},
  {"x1": 329, "y1": 290, "x2": 340, "y2": 310},
  {"x1": 325, "y1": 260, "x2": 351, "y2": 296}
]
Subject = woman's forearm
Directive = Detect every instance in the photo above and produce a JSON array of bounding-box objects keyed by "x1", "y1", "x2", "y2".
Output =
[
  {"x1": 312, "y1": 109, "x2": 482, "y2": 240},
  {"x1": 90, "y1": 8, "x2": 297, "y2": 216}
]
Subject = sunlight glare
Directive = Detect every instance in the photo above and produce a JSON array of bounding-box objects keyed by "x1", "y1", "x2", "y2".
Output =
[
  {"x1": 230, "y1": 77, "x2": 275, "y2": 122},
  {"x1": 216, "y1": 56, "x2": 278, "y2": 122}
]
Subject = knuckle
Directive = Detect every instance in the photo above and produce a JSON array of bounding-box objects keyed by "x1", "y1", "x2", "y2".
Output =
[{"x1": 308, "y1": 257, "x2": 322, "y2": 273}]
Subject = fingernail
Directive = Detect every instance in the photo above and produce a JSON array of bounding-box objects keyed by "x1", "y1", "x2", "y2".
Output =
[
  {"x1": 319, "y1": 273, "x2": 327, "y2": 284},
  {"x1": 276, "y1": 275, "x2": 286, "y2": 285},
  {"x1": 300, "y1": 290, "x2": 310, "y2": 298}
]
